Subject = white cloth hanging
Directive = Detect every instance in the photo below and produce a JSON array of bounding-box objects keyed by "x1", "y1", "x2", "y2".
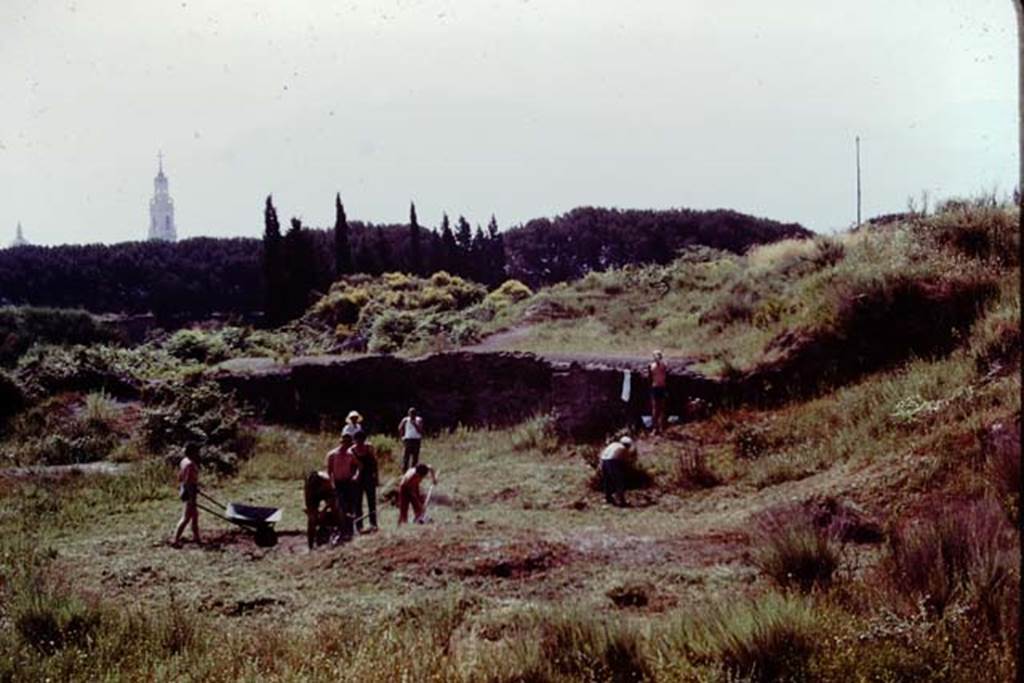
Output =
[{"x1": 620, "y1": 369, "x2": 632, "y2": 402}]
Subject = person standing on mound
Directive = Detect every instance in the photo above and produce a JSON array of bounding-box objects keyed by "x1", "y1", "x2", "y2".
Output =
[{"x1": 648, "y1": 350, "x2": 668, "y2": 433}]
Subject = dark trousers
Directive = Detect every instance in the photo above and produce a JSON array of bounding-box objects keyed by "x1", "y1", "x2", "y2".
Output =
[
  {"x1": 354, "y1": 478, "x2": 377, "y2": 530},
  {"x1": 601, "y1": 459, "x2": 626, "y2": 505},
  {"x1": 402, "y1": 439, "x2": 421, "y2": 472},
  {"x1": 333, "y1": 480, "x2": 357, "y2": 539}
]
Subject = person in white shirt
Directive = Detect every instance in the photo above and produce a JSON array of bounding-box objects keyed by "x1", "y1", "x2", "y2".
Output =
[
  {"x1": 599, "y1": 436, "x2": 635, "y2": 507},
  {"x1": 397, "y1": 407, "x2": 425, "y2": 472}
]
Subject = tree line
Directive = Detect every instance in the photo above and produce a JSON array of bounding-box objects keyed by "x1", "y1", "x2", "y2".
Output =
[
  {"x1": 0, "y1": 197, "x2": 808, "y2": 325},
  {"x1": 262, "y1": 195, "x2": 508, "y2": 324}
]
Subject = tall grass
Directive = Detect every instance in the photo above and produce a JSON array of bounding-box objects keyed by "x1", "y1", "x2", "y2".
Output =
[
  {"x1": 660, "y1": 593, "x2": 822, "y2": 682},
  {"x1": 754, "y1": 508, "x2": 840, "y2": 592},
  {"x1": 884, "y1": 498, "x2": 1016, "y2": 621}
]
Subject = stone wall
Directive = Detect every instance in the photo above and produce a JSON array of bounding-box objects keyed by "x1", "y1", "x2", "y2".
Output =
[
  {"x1": 211, "y1": 352, "x2": 723, "y2": 441},
  {"x1": 213, "y1": 352, "x2": 554, "y2": 436}
]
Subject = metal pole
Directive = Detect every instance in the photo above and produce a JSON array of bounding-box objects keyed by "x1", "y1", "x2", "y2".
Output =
[
  {"x1": 856, "y1": 136, "x2": 862, "y2": 226},
  {"x1": 1015, "y1": 1, "x2": 1023, "y2": 200}
]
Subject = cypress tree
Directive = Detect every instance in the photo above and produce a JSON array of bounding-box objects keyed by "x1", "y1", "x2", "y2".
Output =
[
  {"x1": 426, "y1": 228, "x2": 444, "y2": 275},
  {"x1": 408, "y1": 201, "x2": 422, "y2": 276},
  {"x1": 333, "y1": 193, "x2": 352, "y2": 277},
  {"x1": 262, "y1": 195, "x2": 285, "y2": 325},
  {"x1": 440, "y1": 213, "x2": 457, "y2": 274},
  {"x1": 487, "y1": 214, "x2": 507, "y2": 286},
  {"x1": 454, "y1": 215, "x2": 472, "y2": 277},
  {"x1": 471, "y1": 226, "x2": 487, "y2": 283},
  {"x1": 283, "y1": 216, "x2": 316, "y2": 320},
  {"x1": 374, "y1": 227, "x2": 391, "y2": 273}
]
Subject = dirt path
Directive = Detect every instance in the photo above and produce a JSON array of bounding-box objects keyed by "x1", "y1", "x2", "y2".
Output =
[{"x1": 464, "y1": 324, "x2": 536, "y2": 352}]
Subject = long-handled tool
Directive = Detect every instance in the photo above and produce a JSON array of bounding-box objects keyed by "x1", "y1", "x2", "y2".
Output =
[{"x1": 415, "y1": 469, "x2": 439, "y2": 524}]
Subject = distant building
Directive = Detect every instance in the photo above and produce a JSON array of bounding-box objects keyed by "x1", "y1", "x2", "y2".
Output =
[
  {"x1": 148, "y1": 152, "x2": 177, "y2": 242},
  {"x1": 11, "y1": 222, "x2": 28, "y2": 247}
]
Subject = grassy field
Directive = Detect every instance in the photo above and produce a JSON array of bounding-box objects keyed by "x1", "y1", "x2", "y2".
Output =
[
  {"x1": 0, "y1": 197, "x2": 1018, "y2": 681},
  {"x1": 0, "y1": 337, "x2": 1017, "y2": 680}
]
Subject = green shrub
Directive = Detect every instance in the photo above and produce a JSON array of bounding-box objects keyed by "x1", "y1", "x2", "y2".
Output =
[
  {"x1": 164, "y1": 329, "x2": 231, "y2": 363},
  {"x1": 509, "y1": 415, "x2": 560, "y2": 455},
  {"x1": 921, "y1": 201, "x2": 1019, "y2": 266},
  {"x1": 1, "y1": 392, "x2": 125, "y2": 466},
  {"x1": 143, "y1": 379, "x2": 253, "y2": 473},
  {"x1": 16, "y1": 345, "x2": 140, "y2": 399},
  {"x1": 368, "y1": 311, "x2": 417, "y2": 353},
  {"x1": 0, "y1": 306, "x2": 121, "y2": 367}
]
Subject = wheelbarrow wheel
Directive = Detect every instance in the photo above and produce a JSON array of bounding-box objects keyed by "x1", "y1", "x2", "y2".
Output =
[{"x1": 254, "y1": 525, "x2": 278, "y2": 548}]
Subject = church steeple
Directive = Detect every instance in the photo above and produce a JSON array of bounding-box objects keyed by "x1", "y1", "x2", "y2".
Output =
[
  {"x1": 11, "y1": 222, "x2": 28, "y2": 248},
  {"x1": 148, "y1": 152, "x2": 177, "y2": 241}
]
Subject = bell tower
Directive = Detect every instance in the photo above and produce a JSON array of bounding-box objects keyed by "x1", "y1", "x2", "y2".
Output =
[{"x1": 148, "y1": 152, "x2": 177, "y2": 241}]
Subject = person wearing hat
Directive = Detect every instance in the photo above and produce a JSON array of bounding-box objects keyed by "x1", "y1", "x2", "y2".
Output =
[
  {"x1": 342, "y1": 410, "x2": 364, "y2": 439},
  {"x1": 599, "y1": 436, "x2": 635, "y2": 507}
]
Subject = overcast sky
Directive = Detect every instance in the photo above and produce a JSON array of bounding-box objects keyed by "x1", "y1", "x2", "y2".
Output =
[{"x1": 1, "y1": 0, "x2": 1017, "y2": 245}]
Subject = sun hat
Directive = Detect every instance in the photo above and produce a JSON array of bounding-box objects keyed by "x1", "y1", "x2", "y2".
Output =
[{"x1": 346, "y1": 410, "x2": 363, "y2": 422}]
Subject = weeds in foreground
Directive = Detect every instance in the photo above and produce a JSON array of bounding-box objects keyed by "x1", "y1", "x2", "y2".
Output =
[
  {"x1": 754, "y1": 508, "x2": 840, "y2": 593},
  {"x1": 884, "y1": 498, "x2": 1016, "y2": 619},
  {"x1": 661, "y1": 593, "x2": 821, "y2": 683}
]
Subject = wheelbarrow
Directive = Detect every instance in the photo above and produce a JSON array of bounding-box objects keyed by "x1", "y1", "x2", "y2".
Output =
[{"x1": 197, "y1": 490, "x2": 282, "y2": 547}]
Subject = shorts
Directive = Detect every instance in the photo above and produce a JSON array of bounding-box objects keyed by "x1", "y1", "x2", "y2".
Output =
[
  {"x1": 650, "y1": 386, "x2": 667, "y2": 400},
  {"x1": 179, "y1": 482, "x2": 198, "y2": 502}
]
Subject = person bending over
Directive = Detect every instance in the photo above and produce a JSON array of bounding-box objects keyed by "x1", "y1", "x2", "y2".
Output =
[
  {"x1": 397, "y1": 463, "x2": 437, "y2": 525},
  {"x1": 599, "y1": 436, "x2": 635, "y2": 507}
]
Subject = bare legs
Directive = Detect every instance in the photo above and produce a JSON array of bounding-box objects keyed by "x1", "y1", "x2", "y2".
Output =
[{"x1": 173, "y1": 498, "x2": 201, "y2": 546}]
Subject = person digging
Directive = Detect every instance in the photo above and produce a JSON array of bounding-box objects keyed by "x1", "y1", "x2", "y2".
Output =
[
  {"x1": 599, "y1": 436, "x2": 635, "y2": 507},
  {"x1": 397, "y1": 463, "x2": 437, "y2": 525}
]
